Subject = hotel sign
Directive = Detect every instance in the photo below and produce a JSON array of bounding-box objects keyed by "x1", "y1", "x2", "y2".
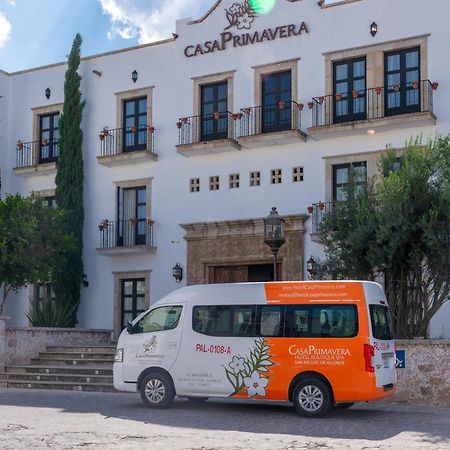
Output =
[{"x1": 184, "y1": 1, "x2": 309, "y2": 58}]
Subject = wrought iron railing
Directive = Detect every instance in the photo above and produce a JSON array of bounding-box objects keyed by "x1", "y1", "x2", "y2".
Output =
[
  {"x1": 15, "y1": 139, "x2": 59, "y2": 168},
  {"x1": 309, "y1": 202, "x2": 342, "y2": 234},
  {"x1": 310, "y1": 80, "x2": 435, "y2": 127},
  {"x1": 99, "y1": 125, "x2": 155, "y2": 157},
  {"x1": 98, "y1": 219, "x2": 154, "y2": 249},
  {"x1": 240, "y1": 101, "x2": 304, "y2": 137},
  {"x1": 177, "y1": 111, "x2": 237, "y2": 145}
]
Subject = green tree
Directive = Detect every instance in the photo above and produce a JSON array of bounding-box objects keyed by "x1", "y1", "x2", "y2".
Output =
[
  {"x1": 319, "y1": 136, "x2": 450, "y2": 338},
  {"x1": 0, "y1": 194, "x2": 72, "y2": 315},
  {"x1": 54, "y1": 33, "x2": 86, "y2": 326}
]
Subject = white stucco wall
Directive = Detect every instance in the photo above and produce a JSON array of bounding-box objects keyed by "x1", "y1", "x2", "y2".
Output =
[{"x1": 1, "y1": 0, "x2": 449, "y2": 336}]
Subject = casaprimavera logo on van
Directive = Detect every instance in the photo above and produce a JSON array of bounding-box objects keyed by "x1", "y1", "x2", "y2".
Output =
[
  {"x1": 136, "y1": 335, "x2": 161, "y2": 359},
  {"x1": 289, "y1": 345, "x2": 351, "y2": 357}
]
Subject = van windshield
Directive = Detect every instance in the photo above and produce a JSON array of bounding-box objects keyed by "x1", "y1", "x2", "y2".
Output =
[{"x1": 369, "y1": 305, "x2": 394, "y2": 340}]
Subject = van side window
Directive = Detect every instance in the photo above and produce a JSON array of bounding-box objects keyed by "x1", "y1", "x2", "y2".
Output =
[
  {"x1": 286, "y1": 305, "x2": 357, "y2": 338},
  {"x1": 133, "y1": 305, "x2": 183, "y2": 334},
  {"x1": 193, "y1": 305, "x2": 256, "y2": 337},
  {"x1": 256, "y1": 306, "x2": 283, "y2": 337}
]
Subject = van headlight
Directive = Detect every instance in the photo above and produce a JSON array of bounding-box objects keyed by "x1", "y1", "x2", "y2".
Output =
[{"x1": 114, "y1": 348, "x2": 123, "y2": 362}]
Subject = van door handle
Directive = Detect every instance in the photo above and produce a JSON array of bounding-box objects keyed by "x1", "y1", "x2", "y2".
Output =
[{"x1": 166, "y1": 341, "x2": 178, "y2": 349}]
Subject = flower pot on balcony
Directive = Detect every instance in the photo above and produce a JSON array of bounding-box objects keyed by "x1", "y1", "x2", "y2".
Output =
[
  {"x1": 176, "y1": 121, "x2": 182, "y2": 129},
  {"x1": 432, "y1": 82, "x2": 439, "y2": 90},
  {"x1": 308, "y1": 101, "x2": 314, "y2": 109},
  {"x1": 213, "y1": 111, "x2": 220, "y2": 120},
  {"x1": 307, "y1": 206, "x2": 314, "y2": 214},
  {"x1": 352, "y1": 90, "x2": 359, "y2": 98},
  {"x1": 318, "y1": 97, "x2": 325, "y2": 105},
  {"x1": 318, "y1": 201, "x2": 325, "y2": 211},
  {"x1": 182, "y1": 117, "x2": 189, "y2": 124},
  {"x1": 130, "y1": 218, "x2": 138, "y2": 226},
  {"x1": 102, "y1": 127, "x2": 109, "y2": 136},
  {"x1": 130, "y1": 125, "x2": 138, "y2": 133},
  {"x1": 99, "y1": 134, "x2": 105, "y2": 141},
  {"x1": 147, "y1": 126, "x2": 155, "y2": 133},
  {"x1": 298, "y1": 103, "x2": 304, "y2": 111},
  {"x1": 393, "y1": 84, "x2": 400, "y2": 92},
  {"x1": 17, "y1": 141, "x2": 24, "y2": 151},
  {"x1": 411, "y1": 80, "x2": 419, "y2": 89},
  {"x1": 375, "y1": 87, "x2": 382, "y2": 95},
  {"x1": 278, "y1": 101, "x2": 286, "y2": 110},
  {"x1": 42, "y1": 139, "x2": 49, "y2": 146},
  {"x1": 147, "y1": 219, "x2": 154, "y2": 225},
  {"x1": 335, "y1": 93, "x2": 342, "y2": 101}
]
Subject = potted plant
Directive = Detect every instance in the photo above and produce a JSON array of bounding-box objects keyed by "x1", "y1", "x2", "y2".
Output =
[
  {"x1": 213, "y1": 111, "x2": 220, "y2": 120},
  {"x1": 352, "y1": 90, "x2": 359, "y2": 98},
  {"x1": 176, "y1": 121, "x2": 182, "y2": 129},
  {"x1": 375, "y1": 87, "x2": 382, "y2": 95},
  {"x1": 99, "y1": 133, "x2": 105, "y2": 141},
  {"x1": 432, "y1": 82, "x2": 439, "y2": 90},
  {"x1": 182, "y1": 117, "x2": 189, "y2": 124},
  {"x1": 147, "y1": 125, "x2": 155, "y2": 133},
  {"x1": 298, "y1": 103, "x2": 304, "y2": 111},
  {"x1": 393, "y1": 84, "x2": 400, "y2": 92},
  {"x1": 102, "y1": 126, "x2": 109, "y2": 136},
  {"x1": 130, "y1": 124, "x2": 137, "y2": 133},
  {"x1": 17, "y1": 140, "x2": 24, "y2": 151},
  {"x1": 147, "y1": 219, "x2": 154, "y2": 225},
  {"x1": 318, "y1": 201, "x2": 325, "y2": 211},
  {"x1": 318, "y1": 97, "x2": 325, "y2": 105},
  {"x1": 411, "y1": 80, "x2": 419, "y2": 89},
  {"x1": 307, "y1": 206, "x2": 314, "y2": 214},
  {"x1": 42, "y1": 139, "x2": 49, "y2": 146},
  {"x1": 278, "y1": 101, "x2": 286, "y2": 110},
  {"x1": 243, "y1": 108, "x2": 251, "y2": 115},
  {"x1": 335, "y1": 93, "x2": 342, "y2": 101},
  {"x1": 308, "y1": 101, "x2": 314, "y2": 109}
]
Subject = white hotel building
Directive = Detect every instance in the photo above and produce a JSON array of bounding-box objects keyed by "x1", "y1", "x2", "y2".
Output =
[{"x1": 0, "y1": 0, "x2": 449, "y2": 338}]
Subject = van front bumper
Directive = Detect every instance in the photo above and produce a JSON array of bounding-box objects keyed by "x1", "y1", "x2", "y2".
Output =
[{"x1": 113, "y1": 363, "x2": 138, "y2": 393}]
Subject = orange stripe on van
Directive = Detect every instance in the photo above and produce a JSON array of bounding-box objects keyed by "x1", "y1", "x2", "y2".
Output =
[{"x1": 264, "y1": 281, "x2": 365, "y2": 304}]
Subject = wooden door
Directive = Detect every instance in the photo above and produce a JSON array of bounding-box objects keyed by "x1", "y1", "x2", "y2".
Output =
[{"x1": 209, "y1": 266, "x2": 249, "y2": 284}]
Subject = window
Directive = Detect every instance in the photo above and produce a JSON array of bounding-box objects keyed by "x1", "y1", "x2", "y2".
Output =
[
  {"x1": 292, "y1": 166, "x2": 304, "y2": 182},
  {"x1": 39, "y1": 112, "x2": 59, "y2": 164},
  {"x1": 133, "y1": 305, "x2": 183, "y2": 334},
  {"x1": 333, "y1": 58, "x2": 366, "y2": 123},
  {"x1": 262, "y1": 71, "x2": 291, "y2": 133},
  {"x1": 250, "y1": 171, "x2": 261, "y2": 187},
  {"x1": 229, "y1": 173, "x2": 239, "y2": 189},
  {"x1": 333, "y1": 162, "x2": 367, "y2": 201},
  {"x1": 123, "y1": 97, "x2": 147, "y2": 152},
  {"x1": 209, "y1": 176, "x2": 220, "y2": 191},
  {"x1": 271, "y1": 169, "x2": 282, "y2": 184},
  {"x1": 285, "y1": 305, "x2": 358, "y2": 338},
  {"x1": 201, "y1": 81, "x2": 228, "y2": 142},
  {"x1": 190, "y1": 178, "x2": 200, "y2": 193},
  {"x1": 385, "y1": 47, "x2": 420, "y2": 116},
  {"x1": 44, "y1": 196, "x2": 57, "y2": 208},
  {"x1": 121, "y1": 278, "x2": 145, "y2": 329},
  {"x1": 256, "y1": 305, "x2": 283, "y2": 337},
  {"x1": 35, "y1": 283, "x2": 56, "y2": 303},
  {"x1": 117, "y1": 186, "x2": 147, "y2": 246},
  {"x1": 369, "y1": 305, "x2": 394, "y2": 340}
]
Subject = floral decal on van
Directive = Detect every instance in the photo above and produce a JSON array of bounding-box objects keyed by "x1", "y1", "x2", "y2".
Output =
[{"x1": 223, "y1": 338, "x2": 274, "y2": 397}]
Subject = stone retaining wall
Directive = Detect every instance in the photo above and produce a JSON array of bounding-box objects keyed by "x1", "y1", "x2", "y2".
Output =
[
  {"x1": 392, "y1": 340, "x2": 450, "y2": 405},
  {"x1": 3, "y1": 325, "x2": 112, "y2": 365}
]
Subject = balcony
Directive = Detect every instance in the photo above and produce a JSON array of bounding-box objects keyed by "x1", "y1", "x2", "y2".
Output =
[
  {"x1": 309, "y1": 201, "x2": 340, "y2": 243},
  {"x1": 308, "y1": 80, "x2": 437, "y2": 139},
  {"x1": 238, "y1": 101, "x2": 306, "y2": 148},
  {"x1": 95, "y1": 219, "x2": 157, "y2": 256},
  {"x1": 13, "y1": 139, "x2": 59, "y2": 177},
  {"x1": 176, "y1": 111, "x2": 241, "y2": 157},
  {"x1": 97, "y1": 126, "x2": 157, "y2": 167}
]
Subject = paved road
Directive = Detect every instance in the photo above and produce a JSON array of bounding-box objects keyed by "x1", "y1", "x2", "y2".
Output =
[{"x1": 0, "y1": 388, "x2": 449, "y2": 450}]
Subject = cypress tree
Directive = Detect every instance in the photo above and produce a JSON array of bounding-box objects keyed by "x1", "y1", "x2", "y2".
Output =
[{"x1": 54, "y1": 34, "x2": 85, "y2": 326}]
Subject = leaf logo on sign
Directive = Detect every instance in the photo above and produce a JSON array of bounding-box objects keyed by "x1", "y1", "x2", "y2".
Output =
[{"x1": 225, "y1": 1, "x2": 257, "y2": 31}]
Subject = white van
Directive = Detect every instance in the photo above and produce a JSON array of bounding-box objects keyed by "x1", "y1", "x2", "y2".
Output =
[{"x1": 114, "y1": 281, "x2": 397, "y2": 417}]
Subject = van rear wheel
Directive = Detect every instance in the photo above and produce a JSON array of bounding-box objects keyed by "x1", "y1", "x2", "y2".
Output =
[
  {"x1": 292, "y1": 378, "x2": 332, "y2": 418},
  {"x1": 140, "y1": 372, "x2": 175, "y2": 408}
]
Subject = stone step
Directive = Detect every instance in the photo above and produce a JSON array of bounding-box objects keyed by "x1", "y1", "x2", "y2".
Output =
[
  {"x1": 46, "y1": 345, "x2": 116, "y2": 353},
  {"x1": 30, "y1": 357, "x2": 114, "y2": 367},
  {"x1": 5, "y1": 365, "x2": 112, "y2": 376},
  {"x1": 39, "y1": 351, "x2": 115, "y2": 360},
  {"x1": 0, "y1": 372, "x2": 112, "y2": 384},
  {"x1": 0, "y1": 379, "x2": 115, "y2": 392}
]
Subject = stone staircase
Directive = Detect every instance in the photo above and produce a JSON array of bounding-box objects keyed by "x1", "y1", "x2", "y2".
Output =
[{"x1": 0, "y1": 345, "x2": 116, "y2": 392}]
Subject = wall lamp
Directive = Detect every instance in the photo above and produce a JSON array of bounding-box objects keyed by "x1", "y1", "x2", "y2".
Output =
[
  {"x1": 306, "y1": 256, "x2": 317, "y2": 277},
  {"x1": 370, "y1": 22, "x2": 378, "y2": 37},
  {"x1": 45, "y1": 87, "x2": 51, "y2": 100},
  {"x1": 131, "y1": 70, "x2": 138, "y2": 83},
  {"x1": 172, "y1": 263, "x2": 183, "y2": 283}
]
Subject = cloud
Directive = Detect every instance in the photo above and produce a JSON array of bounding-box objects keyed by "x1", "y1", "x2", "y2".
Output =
[
  {"x1": 99, "y1": 0, "x2": 214, "y2": 43},
  {"x1": 0, "y1": 12, "x2": 12, "y2": 48},
  {"x1": 6, "y1": 0, "x2": 16, "y2": 6}
]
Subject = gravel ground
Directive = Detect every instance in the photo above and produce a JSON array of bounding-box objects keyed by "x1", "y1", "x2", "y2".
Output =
[{"x1": 0, "y1": 388, "x2": 449, "y2": 449}]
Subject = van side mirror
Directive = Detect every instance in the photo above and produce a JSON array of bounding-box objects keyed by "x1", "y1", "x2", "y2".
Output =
[{"x1": 126, "y1": 321, "x2": 134, "y2": 334}]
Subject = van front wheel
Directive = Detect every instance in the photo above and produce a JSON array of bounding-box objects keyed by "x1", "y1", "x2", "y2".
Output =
[
  {"x1": 140, "y1": 372, "x2": 175, "y2": 408},
  {"x1": 292, "y1": 378, "x2": 332, "y2": 418}
]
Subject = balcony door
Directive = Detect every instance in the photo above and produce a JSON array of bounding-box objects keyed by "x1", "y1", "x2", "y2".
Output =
[
  {"x1": 262, "y1": 71, "x2": 291, "y2": 133},
  {"x1": 123, "y1": 97, "x2": 147, "y2": 152},
  {"x1": 200, "y1": 81, "x2": 228, "y2": 142},
  {"x1": 117, "y1": 186, "x2": 146, "y2": 246},
  {"x1": 39, "y1": 112, "x2": 59, "y2": 163},
  {"x1": 385, "y1": 48, "x2": 420, "y2": 116},
  {"x1": 333, "y1": 58, "x2": 366, "y2": 124},
  {"x1": 333, "y1": 162, "x2": 367, "y2": 201}
]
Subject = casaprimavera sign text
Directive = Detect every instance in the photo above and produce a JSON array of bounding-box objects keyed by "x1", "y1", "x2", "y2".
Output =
[{"x1": 184, "y1": 22, "x2": 309, "y2": 58}]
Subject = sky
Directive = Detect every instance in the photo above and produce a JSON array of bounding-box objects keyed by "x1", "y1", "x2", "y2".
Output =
[{"x1": 0, "y1": 0, "x2": 339, "y2": 73}]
